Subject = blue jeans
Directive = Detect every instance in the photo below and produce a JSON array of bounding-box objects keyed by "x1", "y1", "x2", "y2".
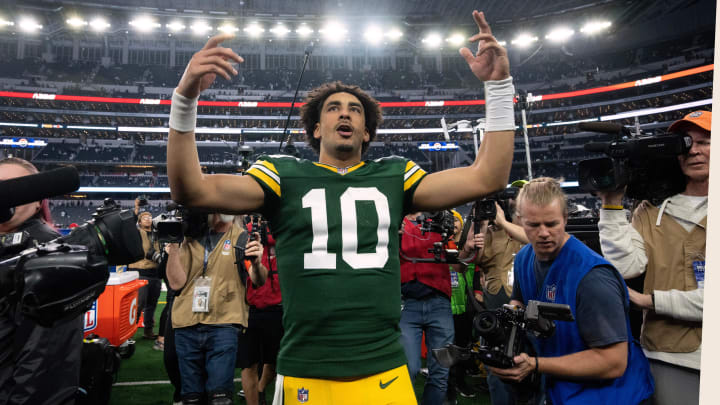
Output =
[
  {"x1": 400, "y1": 294, "x2": 454, "y2": 405},
  {"x1": 175, "y1": 324, "x2": 239, "y2": 397}
]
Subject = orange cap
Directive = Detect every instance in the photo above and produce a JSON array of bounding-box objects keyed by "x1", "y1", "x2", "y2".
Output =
[{"x1": 668, "y1": 110, "x2": 711, "y2": 134}]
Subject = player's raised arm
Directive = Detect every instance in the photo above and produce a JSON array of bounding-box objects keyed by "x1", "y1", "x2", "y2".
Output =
[
  {"x1": 413, "y1": 11, "x2": 515, "y2": 211},
  {"x1": 167, "y1": 33, "x2": 265, "y2": 213}
]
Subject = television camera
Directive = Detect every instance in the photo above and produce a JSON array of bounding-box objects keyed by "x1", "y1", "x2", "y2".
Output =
[
  {"x1": 432, "y1": 300, "x2": 574, "y2": 392},
  {"x1": 403, "y1": 210, "x2": 460, "y2": 264},
  {"x1": 0, "y1": 198, "x2": 144, "y2": 327},
  {"x1": 577, "y1": 122, "x2": 691, "y2": 202}
]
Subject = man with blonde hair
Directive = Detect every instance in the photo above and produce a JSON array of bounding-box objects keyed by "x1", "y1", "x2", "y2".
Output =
[{"x1": 490, "y1": 177, "x2": 654, "y2": 405}]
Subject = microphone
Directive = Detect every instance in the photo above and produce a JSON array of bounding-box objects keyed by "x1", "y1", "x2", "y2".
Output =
[
  {"x1": 578, "y1": 122, "x2": 629, "y2": 135},
  {"x1": 0, "y1": 166, "x2": 80, "y2": 222}
]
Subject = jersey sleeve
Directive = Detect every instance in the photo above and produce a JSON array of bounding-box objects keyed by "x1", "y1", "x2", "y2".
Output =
[
  {"x1": 402, "y1": 160, "x2": 428, "y2": 213},
  {"x1": 246, "y1": 156, "x2": 282, "y2": 207}
]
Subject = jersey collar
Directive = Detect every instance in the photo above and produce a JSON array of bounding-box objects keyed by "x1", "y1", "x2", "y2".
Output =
[{"x1": 313, "y1": 161, "x2": 365, "y2": 175}]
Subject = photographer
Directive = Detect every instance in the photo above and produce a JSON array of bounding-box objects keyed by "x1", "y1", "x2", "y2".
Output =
[
  {"x1": 492, "y1": 177, "x2": 653, "y2": 405},
  {"x1": 237, "y1": 216, "x2": 282, "y2": 405},
  {"x1": 166, "y1": 213, "x2": 267, "y2": 404},
  {"x1": 129, "y1": 200, "x2": 162, "y2": 340},
  {"x1": 597, "y1": 110, "x2": 710, "y2": 405},
  {"x1": 474, "y1": 182, "x2": 528, "y2": 405},
  {"x1": 0, "y1": 158, "x2": 80, "y2": 405},
  {"x1": 399, "y1": 211, "x2": 480, "y2": 404}
]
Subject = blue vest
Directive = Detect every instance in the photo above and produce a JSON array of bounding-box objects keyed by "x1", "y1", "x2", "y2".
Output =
[{"x1": 515, "y1": 236, "x2": 654, "y2": 405}]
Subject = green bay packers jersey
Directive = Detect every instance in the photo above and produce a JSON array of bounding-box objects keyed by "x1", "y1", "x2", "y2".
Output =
[{"x1": 247, "y1": 155, "x2": 427, "y2": 377}]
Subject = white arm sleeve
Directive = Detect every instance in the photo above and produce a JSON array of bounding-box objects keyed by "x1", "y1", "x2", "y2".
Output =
[
  {"x1": 598, "y1": 209, "x2": 648, "y2": 279},
  {"x1": 655, "y1": 288, "x2": 704, "y2": 322}
]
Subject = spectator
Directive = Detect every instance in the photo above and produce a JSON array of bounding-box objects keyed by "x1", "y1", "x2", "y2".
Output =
[{"x1": 128, "y1": 204, "x2": 162, "y2": 340}]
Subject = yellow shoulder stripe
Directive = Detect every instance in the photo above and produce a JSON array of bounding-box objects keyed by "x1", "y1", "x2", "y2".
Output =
[{"x1": 247, "y1": 167, "x2": 281, "y2": 197}]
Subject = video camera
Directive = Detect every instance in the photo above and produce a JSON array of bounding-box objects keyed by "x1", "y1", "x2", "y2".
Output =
[
  {"x1": 577, "y1": 122, "x2": 691, "y2": 202},
  {"x1": 432, "y1": 300, "x2": 574, "y2": 369},
  {"x1": 411, "y1": 210, "x2": 459, "y2": 264},
  {"x1": 457, "y1": 187, "x2": 520, "y2": 250},
  {"x1": 0, "y1": 198, "x2": 144, "y2": 327},
  {"x1": 151, "y1": 202, "x2": 209, "y2": 244}
]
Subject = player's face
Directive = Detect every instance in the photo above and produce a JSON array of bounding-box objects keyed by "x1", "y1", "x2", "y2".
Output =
[
  {"x1": 519, "y1": 198, "x2": 568, "y2": 261},
  {"x1": 0, "y1": 163, "x2": 41, "y2": 233},
  {"x1": 678, "y1": 128, "x2": 710, "y2": 183},
  {"x1": 314, "y1": 92, "x2": 370, "y2": 162}
]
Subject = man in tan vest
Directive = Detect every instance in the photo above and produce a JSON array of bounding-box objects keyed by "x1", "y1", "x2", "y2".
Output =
[
  {"x1": 597, "y1": 110, "x2": 710, "y2": 405},
  {"x1": 166, "y1": 213, "x2": 268, "y2": 404}
]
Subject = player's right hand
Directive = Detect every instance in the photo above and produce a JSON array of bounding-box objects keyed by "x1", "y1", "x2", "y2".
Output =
[{"x1": 176, "y1": 33, "x2": 244, "y2": 99}]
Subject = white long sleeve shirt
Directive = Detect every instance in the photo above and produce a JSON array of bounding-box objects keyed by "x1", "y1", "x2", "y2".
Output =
[{"x1": 598, "y1": 193, "x2": 706, "y2": 369}]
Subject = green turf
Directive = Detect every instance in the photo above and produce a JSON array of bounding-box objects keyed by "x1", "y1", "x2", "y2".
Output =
[{"x1": 109, "y1": 292, "x2": 492, "y2": 404}]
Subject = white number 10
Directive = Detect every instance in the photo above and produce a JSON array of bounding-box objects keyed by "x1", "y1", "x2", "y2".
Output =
[{"x1": 302, "y1": 187, "x2": 390, "y2": 269}]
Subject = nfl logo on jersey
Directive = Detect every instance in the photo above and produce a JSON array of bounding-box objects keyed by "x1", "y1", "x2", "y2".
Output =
[
  {"x1": 546, "y1": 284, "x2": 557, "y2": 302},
  {"x1": 222, "y1": 239, "x2": 232, "y2": 255},
  {"x1": 297, "y1": 387, "x2": 309, "y2": 403}
]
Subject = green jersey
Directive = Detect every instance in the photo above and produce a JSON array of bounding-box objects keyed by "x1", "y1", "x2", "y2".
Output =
[{"x1": 247, "y1": 155, "x2": 427, "y2": 377}]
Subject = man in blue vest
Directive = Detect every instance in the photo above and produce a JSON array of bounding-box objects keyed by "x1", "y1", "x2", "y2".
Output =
[{"x1": 489, "y1": 177, "x2": 653, "y2": 405}]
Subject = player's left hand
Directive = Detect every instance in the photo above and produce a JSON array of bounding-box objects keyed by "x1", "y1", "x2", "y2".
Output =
[
  {"x1": 459, "y1": 11, "x2": 510, "y2": 82},
  {"x1": 488, "y1": 353, "x2": 536, "y2": 382}
]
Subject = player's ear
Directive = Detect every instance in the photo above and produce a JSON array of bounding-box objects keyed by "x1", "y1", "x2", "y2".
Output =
[
  {"x1": 363, "y1": 127, "x2": 370, "y2": 143},
  {"x1": 313, "y1": 122, "x2": 321, "y2": 140}
]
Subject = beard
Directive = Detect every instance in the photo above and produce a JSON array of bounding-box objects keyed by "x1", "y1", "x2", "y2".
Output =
[{"x1": 335, "y1": 143, "x2": 354, "y2": 154}]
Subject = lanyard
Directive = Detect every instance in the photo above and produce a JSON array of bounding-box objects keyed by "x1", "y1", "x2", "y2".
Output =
[{"x1": 202, "y1": 232, "x2": 213, "y2": 278}]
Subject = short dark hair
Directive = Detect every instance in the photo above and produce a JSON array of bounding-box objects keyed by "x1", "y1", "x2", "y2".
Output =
[{"x1": 300, "y1": 81, "x2": 383, "y2": 155}]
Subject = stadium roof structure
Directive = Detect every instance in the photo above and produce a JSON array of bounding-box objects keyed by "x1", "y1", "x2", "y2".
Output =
[{"x1": 4, "y1": 0, "x2": 714, "y2": 37}]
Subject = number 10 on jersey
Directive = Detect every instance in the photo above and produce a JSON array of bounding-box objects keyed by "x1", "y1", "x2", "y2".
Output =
[{"x1": 302, "y1": 187, "x2": 391, "y2": 270}]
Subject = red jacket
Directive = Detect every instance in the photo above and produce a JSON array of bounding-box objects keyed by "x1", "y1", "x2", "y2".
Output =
[
  {"x1": 400, "y1": 217, "x2": 452, "y2": 298},
  {"x1": 245, "y1": 228, "x2": 282, "y2": 309}
]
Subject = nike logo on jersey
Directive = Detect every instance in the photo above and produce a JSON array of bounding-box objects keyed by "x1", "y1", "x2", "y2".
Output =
[{"x1": 379, "y1": 376, "x2": 399, "y2": 389}]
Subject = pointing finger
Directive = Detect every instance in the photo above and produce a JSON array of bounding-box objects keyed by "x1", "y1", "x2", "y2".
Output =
[{"x1": 202, "y1": 33, "x2": 235, "y2": 51}]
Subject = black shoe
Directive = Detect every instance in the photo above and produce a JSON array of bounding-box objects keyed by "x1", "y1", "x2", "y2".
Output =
[
  {"x1": 236, "y1": 389, "x2": 245, "y2": 398},
  {"x1": 259, "y1": 390, "x2": 267, "y2": 405}
]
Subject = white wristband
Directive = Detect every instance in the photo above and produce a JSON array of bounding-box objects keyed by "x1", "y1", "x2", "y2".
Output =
[
  {"x1": 484, "y1": 76, "x2": 516, "y2": 132},
  {"x1": 169, "y1": 90, "x2": 199, "y2": 133}
]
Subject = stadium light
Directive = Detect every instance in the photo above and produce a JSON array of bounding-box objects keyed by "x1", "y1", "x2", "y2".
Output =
[
  {"x1": 270, "y1": 23, "x2": 290, "y2": 38},
  {"x1": 364, "y1": 25, "x2": 383, "y2": 45},
  {"x1": 386, "y1": 28, "x2": 403, "y2": 41},
  {"x1": 244, "y1": 23, "x2": 264, "y2": 37},
  {"x1": 0, "y1": 17, "x2": 13, "y2": 27},
  {"x1": 190, "y1": 20, "x2": 212, "y2": 35},
  {"x1": 129, "y1": 16, "x2": 160, "y2": 32},
  {"x1": 296, "y1": 23, "x2": 313, "y2": 37},
  {"x1": 580, "y1": 21, "x2": 611, "y2": 35},
  {"x1": 18, "y1": 16, "x2": 43, "y2": 33},
  {"x1": 66, "y1": 17, "x2": 87, "y2": 29},
  {"x1": 89, "y1": 17, "x2": 110, "y2": 32},
  {"x1": 217, "y1": 23, "x2": 239, "y2": 34},
  {"x1": 166, "y1": 21, "x2": 186, "y2": 32},
  {"x1": 320, "y1": 21, "x2": 347, "y2": 43},
  {"x1": 545, "y1": 27, "x2": 574, "y2": 43},
  {"x1": 498, "y1": 40, "x2": 507, "y2": 47},
  {"x1": 422, "y1": 33, "x2": 443, "y2": 48},
  {"x1": 446, "y1": 33, "x2": 466, "y2": 46},
  {"x1": 511, "y1": 33, "x2": 538, "y2": 48}
]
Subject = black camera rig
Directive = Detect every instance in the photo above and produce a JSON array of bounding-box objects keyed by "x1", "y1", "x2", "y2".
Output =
[
  {"x1": 0, "y1": 199, "x2": 144, "y2": 327},
  {"x1": 577, "y1": 122, "x2": 691, "y2": 202},
  {"x1": 401, "y1": 210, "x2": 460, "y2": 264},
  {"x1": 433, "y1": 300, "x2": 574, "y2": 369}
]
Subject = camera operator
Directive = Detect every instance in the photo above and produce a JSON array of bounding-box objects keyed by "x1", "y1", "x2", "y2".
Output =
[
  {"x1": 129, "y1": 200, "x2": 162, "y2": 340},
  {"x1": 166, "y1": 213, "x2": 267, "y2": 404},
  {"x1": 237, "y1": 216, "x2": 282, "y2": 405},
  {"x1": 491, "y1": 177, "x2": 654, "y2": 405},
  {"x1": 0, "y1": 158, "x2": 80, "y2": 405},
  {"x1": 474, "y1": 182, "x2": 528, "y2": 405},
  {"x1": 399, "y1": 211, "x2": 480, "y2": 404},
  {"x1": 596, "y1": 110, "x2": 710, "y2": 405}
]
